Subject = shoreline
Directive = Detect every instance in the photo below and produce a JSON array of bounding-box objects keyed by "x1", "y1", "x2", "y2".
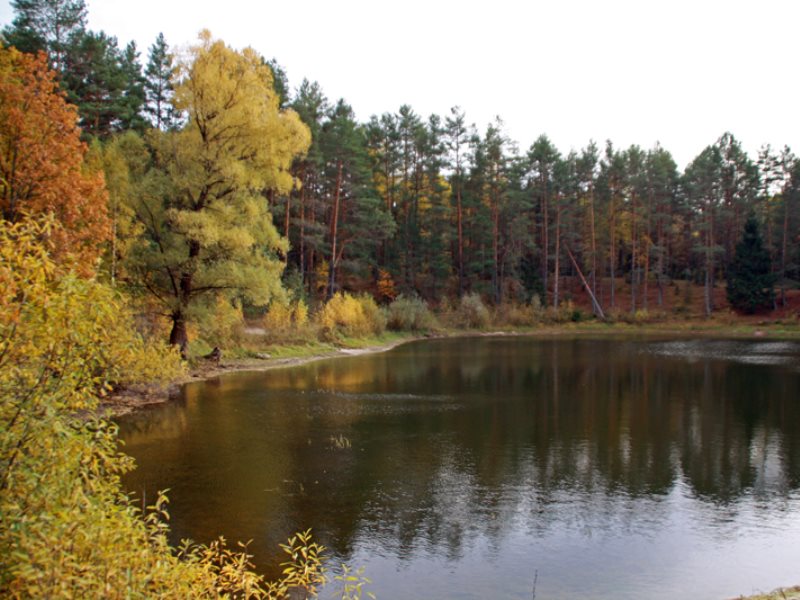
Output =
[
  {"x1": 101, "y1": 335, "x2": 417, "y2": 417},
  {"x1": 101, "y1": 322, "x2": 800, "y2": 417}
]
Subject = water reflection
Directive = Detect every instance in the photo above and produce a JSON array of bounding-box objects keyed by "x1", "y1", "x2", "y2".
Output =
[{"x1": 118, "y1": 337, "x2": 800, "y2": 599}]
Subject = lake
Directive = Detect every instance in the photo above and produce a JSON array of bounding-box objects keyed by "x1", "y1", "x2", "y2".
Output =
[{"x1": 117, "y1": 336, "x2": 800, "y2": 599}]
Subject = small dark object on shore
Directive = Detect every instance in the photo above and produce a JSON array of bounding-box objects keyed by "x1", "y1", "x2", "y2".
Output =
[{"x1": 204, "y1": 347, "x2": 221, "y2": 364}]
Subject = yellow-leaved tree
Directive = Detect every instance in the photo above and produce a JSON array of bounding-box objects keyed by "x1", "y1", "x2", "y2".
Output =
[{"x1": 116, "y1": 31, "x2": 310, "y2": 355}]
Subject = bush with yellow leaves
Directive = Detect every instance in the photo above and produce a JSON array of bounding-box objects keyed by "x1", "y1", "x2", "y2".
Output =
[
  {"x1": 263, "y1": 298, "x2": 310, "y2": 333},
  {"x1": 318, "y1": 292, "x2": 386, "y2": 339},
  {"x1": 193, "y1": 295, "x2": 246, "y2": 349}
]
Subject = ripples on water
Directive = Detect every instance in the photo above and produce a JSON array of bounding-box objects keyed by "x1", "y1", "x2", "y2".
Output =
[
  {"x1": 118, "y1": 337, "x2": 800, "y2": 599},
  {"x1": 646, "y1": 339, "x2": 800, "y2": 367}
]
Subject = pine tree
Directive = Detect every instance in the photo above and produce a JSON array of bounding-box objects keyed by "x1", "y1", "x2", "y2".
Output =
[
  {"x1": 118, "y1": 41, "x2": 146, "y2": 132},
  {"x1": 3, "y1": 0, "x2": 87, "y2": 71},
  {"x1": 266, "y1": 58, "x2": 290, "y2": 108},
  {"x1": 144, "y1": 32, "x2": 178, "y2": 130},
  {"x1": 527, "y1": 135, "x2": 561, "y2": 306},
  {"x1": 319, "y1": 99, "x2": 393, "y2": 298},
  {"x1": 288, "y1": 79, "x2": 329, "y2": 289},
  {"x1": 445, "y1": 106, "x2": 470, "y2": 296},
  {"x1": 61, "y1": 30, "x2": 127, "y2": 137},
  {"x1": 726, "y1": 215, "x2": 775, "y2": 313},
  {"x1": 683, "y1": 145, "x2": 723, "y2": 316}
]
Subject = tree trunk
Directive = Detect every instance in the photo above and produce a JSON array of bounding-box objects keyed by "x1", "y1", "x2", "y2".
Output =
[
  {"x1": 567, "y1": 245, "x2": 605, "y2": 319},
  {"x1": 589, "y1": 184, "x2": 597, "y2": 298},
  {"x1": 609, "y1": 194, "x2": 616, "y2": 308},
  {"x1": 170, "y1": 239, "x2": 200, "y2": 357},
  {"x1": 542, "y1": 183, "x2": 549, "y2": 305},
  {"x1": 704, "y1": 200, "x2": 714, "y2": 317},
  {"x1": 299, "y1": 169, "x2": 306, "y2": 282},
  {"x1": 327, "y1": 160, "x2": 343, "y2": 300},
  {"x1": 457, "y1": 180, "x2": 464, "y2": 297},
  {"x1": 781, "y1": 194, "x2": 789, "y2": 307},
  {"x1": 169, "y1": 312, "x2": 188, "y2": 359},
  {"x1": 283, "y1": 191, "x2": 291, "y2": 251},
  {"x1": 656, "y1": 217, "x2": 664, "y2": 307},
  {"x1": 643, "y1": 238, "x2": 650, "y2": 310},
  {"x1": 492, "y1": 188, "x2": 500, "y2": 305},
  {"x1": 553, "y1": 201, "x2": 561, "y2": 309}
]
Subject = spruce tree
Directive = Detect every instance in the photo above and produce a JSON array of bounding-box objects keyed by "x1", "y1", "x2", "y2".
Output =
[{"x1": 726, "y1": 215, "x2": 775, "y2": 313}]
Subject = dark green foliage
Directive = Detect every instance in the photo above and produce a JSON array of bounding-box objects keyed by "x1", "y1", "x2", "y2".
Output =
[
  {"x1": 267, "y1": 57, "x2": 290, "y2": 107},
  {"x1": 319, "y1": 99, "x2": 394, "y2": 296},
  {"x1": 3, "y1": 0, "x2": 86, "y2": 70},
  {"x1": 5, "y1": 0, "x2": 149, "y2": 138},
  {"x1": 144, "y1": 32, "x2": 178, "y2": 130},
  {"x1": 519, "y1": 252, "x2": 545, "y2": 301},
  {"x1": 726, "y1": 216, "x2": 776, "y2": 313},
  {"x1": 118, "y1": 41, "x2": 146, "y2": 132},
  {"x1": 61, "y1": 30, "x2": 128, "y2": 137}
]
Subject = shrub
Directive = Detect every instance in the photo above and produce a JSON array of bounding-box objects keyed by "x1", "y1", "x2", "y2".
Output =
[
  {"x1": 545, "y1": 300, "x2": 578, "y2": 324},
  {"x1": 457, "y1": 293, "x2": 491, "y2": 329},
  {"x1": 318, "y1": 292, "x2": 386, "y2": 339},
  {"x1": 263, "y1": 300, "x2": 294, "y2": 332},
  {"x1": 493, "y1": 302, "x2": 537, "y2": 327},
  {"x1": 530, "y1": 294, "x2": 546, "y2": 320},
  {"x1": 387, "y1": 295, "x2": 439, "y2": 331},
  {"x1": 293, "y1": 299, "x2": 309, "y2": 327},
  {"x1": 193, "y1": 296, "x2": 245, "y2": 348}
]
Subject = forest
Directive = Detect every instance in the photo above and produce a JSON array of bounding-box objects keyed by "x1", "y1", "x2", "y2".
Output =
[{"x1": 3, "y1": 0, "x2": 799, "y2": 359}]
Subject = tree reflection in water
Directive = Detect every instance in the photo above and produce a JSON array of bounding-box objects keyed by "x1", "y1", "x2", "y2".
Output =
[{"x1": 119, "y1": 337, "x2": 800, "y2": 599}]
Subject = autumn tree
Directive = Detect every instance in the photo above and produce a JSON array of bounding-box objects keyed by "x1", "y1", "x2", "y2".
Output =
[
  {"x1": 0, "y1": 45, "x2": 109, "y2": 272},
  {"x1": 115, "y1": 32, "x2": 310, "y2": 355}
]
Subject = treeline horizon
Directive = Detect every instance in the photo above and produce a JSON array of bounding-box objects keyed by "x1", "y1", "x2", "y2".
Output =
[{"x1": 3, "y1": 0, "x2": 799, "y2": 326}]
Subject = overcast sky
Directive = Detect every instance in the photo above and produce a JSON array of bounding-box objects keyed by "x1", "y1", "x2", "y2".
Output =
[{"x1": 1, "y1": 0, "x2": 798, "y2": 168}]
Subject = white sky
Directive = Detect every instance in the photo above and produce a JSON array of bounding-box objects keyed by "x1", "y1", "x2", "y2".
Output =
[{"x1": 1, "y1": 0, "x2": 798, "y2": 169}]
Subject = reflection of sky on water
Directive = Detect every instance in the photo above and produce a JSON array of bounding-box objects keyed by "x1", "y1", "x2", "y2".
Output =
[
  {"x1": 645, "y1": 339, "x2": 800, "y2": 367},
  {"x1": 118, "y1": 337, "x2": 800, "y2": 600}
]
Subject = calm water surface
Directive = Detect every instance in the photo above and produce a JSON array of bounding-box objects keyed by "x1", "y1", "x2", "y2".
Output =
[{"x1": 117, "y1": 337, "x2": 800, "y2": 599}]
